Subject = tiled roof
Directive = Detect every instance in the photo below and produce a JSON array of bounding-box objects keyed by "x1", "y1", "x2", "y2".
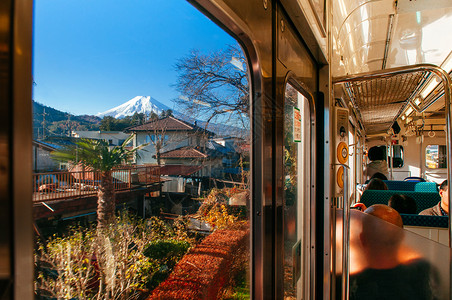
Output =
[
  {"x1": 33, "y1": 140, "x2": 60, "y2": 152},
  {"x1": 160, "y1": 165, "x2": 203, "y2": 176},
  {"x1": 160, "y1": 146, "x2": 208, "y2": 159},
  {"x1": 126, "y1": 116, "x2": 214, "y2": 136},
  {"x1": 206, "y1": 140, "x2": 231, "y2": 154}
]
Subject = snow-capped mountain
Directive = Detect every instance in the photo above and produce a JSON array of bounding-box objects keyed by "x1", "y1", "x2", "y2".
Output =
[
  {"x1": 97, "y1": 96, "x2": 174, "y2": 119},
  {"x1": 97, "y1": 96, "x2": 248, "y2": 137}
]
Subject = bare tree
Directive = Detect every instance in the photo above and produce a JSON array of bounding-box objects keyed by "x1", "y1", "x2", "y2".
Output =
[
  {"x1": 146, "y1": 115, "x2": 171, "y2": 166},
  {"x1": 173, "y1": 44, "x2": 249, "y2": 129}
]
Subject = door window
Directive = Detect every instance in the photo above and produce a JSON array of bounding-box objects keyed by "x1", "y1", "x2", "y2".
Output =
[{"x1": 284, "y1": 82, "x2": 311, "y2": 299}]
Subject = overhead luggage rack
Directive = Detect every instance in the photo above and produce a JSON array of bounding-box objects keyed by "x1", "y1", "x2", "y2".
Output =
[{"x1": 333, "y1": 64, "x2": 451, "y2": 136}]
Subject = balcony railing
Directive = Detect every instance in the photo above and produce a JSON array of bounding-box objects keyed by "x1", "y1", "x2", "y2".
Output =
[{"x1": 33, "y1": 165, "x2": 160, "y2": 203}]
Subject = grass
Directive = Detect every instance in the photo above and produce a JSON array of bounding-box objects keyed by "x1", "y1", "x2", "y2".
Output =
[{"x1": 222, "y1": 267, "x2": 250, "y2": 300}]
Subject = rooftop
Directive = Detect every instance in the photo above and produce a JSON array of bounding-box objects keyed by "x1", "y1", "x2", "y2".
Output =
[{"x1": 126, "y1": 116, "x2": 214, "y2": 136}]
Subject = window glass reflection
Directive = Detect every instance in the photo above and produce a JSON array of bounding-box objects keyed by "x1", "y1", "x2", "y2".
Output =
[
  {"x1": 336, "y1": 209, "x2": 450, "y2": 299},
  {"x1": 284, "y1": 83, "x2": 311, "y2": 299}
]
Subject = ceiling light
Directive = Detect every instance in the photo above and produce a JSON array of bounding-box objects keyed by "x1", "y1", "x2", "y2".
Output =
[
  {"x1": 405, "y1": 106, "x2": 413, "y2": 116},
  {"x1": 441, "y1": 51, "x2": 452, "y2": 73},
  {"x1": 420, "y1": 77, "x2": 439, "y2": 99}
]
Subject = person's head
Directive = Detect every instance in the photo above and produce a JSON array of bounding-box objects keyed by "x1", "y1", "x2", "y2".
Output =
[
  {"x1": 388, "y1": 194, "x2": 417, "y2": 214},
  {"x1": 364, "y1": 204, "x2": 403, "y2": 228},
  {"x1": 371, "y1": 172, "x2": 388, "y2": 181},
  {"x1": 360, "y1": 204, "x2": 404, "y2": 259},
  {"x1": 365, "y1": 178, "x2": 388, "y2": 191},
  {"x1": 368, "y1": 146, "x2": 385, "y2": 161},
  {"x1": 439, "y1": 180, "x2": 449, "y2": 214}
]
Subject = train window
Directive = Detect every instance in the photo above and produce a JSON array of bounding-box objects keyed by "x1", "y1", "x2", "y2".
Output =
[
  {"x1": 283, "y1": 82, "x2": 311, "y2": 299},
  {"x1": 425, "y1": 145, "x2": 447, "y2": 169},
  {"x1": 33, "y1": 1, "x2": 250, "y2": 298}
]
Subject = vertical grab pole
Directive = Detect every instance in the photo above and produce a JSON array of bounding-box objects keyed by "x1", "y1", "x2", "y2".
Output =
[
  {"x1": 446, "y1": 80, "x2": 452, "y2": 247},
  {"x1": 390, "y1": 143, "x2": 394, "y2": 180},
  {"x1": 441, "y1": 71, "x2": 452, "y2": 248},
  {"x1": 341, "y1": 166, "x2": 350, "y2": 300},
  {"x1": 442, "y1": 72, "x2": 452, "y2": 300}
]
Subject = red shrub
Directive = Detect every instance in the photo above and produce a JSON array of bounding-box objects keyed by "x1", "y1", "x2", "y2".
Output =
[{"x1": 148, "y1": 226, "x2": 249, "y2": 300}]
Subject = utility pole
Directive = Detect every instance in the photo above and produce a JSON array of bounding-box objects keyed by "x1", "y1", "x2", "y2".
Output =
[
  {"x1": 41, "y1": 108, "x2": 48, "y2": 139},
  {"x1": 67, "y1": 114, "x2": 71, "y2": 137}
]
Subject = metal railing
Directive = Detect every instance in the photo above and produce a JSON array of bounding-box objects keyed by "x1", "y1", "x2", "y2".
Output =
[{"x1": 33, "y1": 165, "x2": 160, "y2": 203}]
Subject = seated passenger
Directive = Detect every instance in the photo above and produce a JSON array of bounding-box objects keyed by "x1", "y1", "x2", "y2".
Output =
[
  {"x1": 364, "y1": 172, "x2": 388, "y2": 184},
  {"x1": 364, "y1": 146, "x2": 389, "y2": 180},
  {"x1": 349, "y1": 204, "x2": 440, "y2": 300},
  {"x1": 364, "y1": 178, "x2": 388, "y2": 191},
  {"x1": 388, "y1": 194, "x2": 417, "y2": 214},
  {"x1": 351, "y1": 179, "x2": 388, "y2": 211},
  {"x1": 370, "y1": 172, "x2": 388, "y2": 181},
  {"x1": 419, "y1": 180, "x2": 448, "y2": 216}
]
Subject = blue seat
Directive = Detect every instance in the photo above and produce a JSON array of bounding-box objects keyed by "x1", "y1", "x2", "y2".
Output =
[
  {"x1": 403, "y1": 176, "x2": 426, "y2": 182},
  {"x1": 414, "y1": 182, "x2": 438, "y2": 193},
  {"x1": 360, "y1": 190, "x2": 440, "y2": 214},
  {"x1": 383, "y1": 180, "x2": 417, "y2": 191},
  {"x1": 401, "y1": 214, "x2": 448, "y2": 228}
]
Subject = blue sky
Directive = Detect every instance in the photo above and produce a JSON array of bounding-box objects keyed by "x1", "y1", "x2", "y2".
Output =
[{"x1": 33, "y1": 0, "x2": 236, "y2": 116}]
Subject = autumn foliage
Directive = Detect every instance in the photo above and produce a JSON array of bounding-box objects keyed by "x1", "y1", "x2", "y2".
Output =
[{"x1": 148, "y1": 225, "x2": 249, "y2": 300}]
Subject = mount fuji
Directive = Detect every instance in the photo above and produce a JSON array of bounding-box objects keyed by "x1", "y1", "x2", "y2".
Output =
[
  {"x1": 97, "y1": 96, "x2": 176, "y2": 119},
  {"x1": 97, "y1": 96, "x2": 248, "y2": 137}
]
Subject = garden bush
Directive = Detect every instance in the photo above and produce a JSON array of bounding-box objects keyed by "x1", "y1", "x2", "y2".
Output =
[
  {"x1": 35, "y1": 212, "x2": 194, "y2": 300},
  {"x1": 197, "y1": 187, "x2": 248, "y2": 230},
  {"x1": 35, "y1": 187, "x2": 249, "y2": 299},
  {"x1": 143, "y1": 239, "x2": 191, "y2": 289}
]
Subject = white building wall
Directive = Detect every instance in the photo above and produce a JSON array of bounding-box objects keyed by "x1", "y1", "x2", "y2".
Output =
[
  {"x1": 134, "y1": 131, "x2": 201, "y2": 165},
  {"x1": 33, "y1": 146, "x2": 59, "y2": 172},
  {"x1": 72, "y1": 131, "x2": 131, "y2": 146}
]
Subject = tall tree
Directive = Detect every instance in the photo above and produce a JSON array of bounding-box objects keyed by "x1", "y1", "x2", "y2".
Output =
[
  {"x1": 131, "y1": 112, "x2": 146, "y2": 125},
  {"x1": 51, "y1": 136, "x2": 145, "y2": 228},
  {"x1": 100, "y1": 116, "x2": 118, "y2": 131},
  {"x1": 173, "y1": 44, "x2": 249, "y2": 129}
]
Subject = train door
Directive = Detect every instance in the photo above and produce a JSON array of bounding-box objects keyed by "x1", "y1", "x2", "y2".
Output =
[
  {"x1": 283, "y1": 83, "x2": 313, "y2": 299},
  {"x1": 275, "y1": 6, "x2": 318, "y2": 300}
]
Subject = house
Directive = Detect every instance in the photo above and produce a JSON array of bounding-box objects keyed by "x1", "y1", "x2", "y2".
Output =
[
  {"x1": 71, "y1": 130, "x2": 131, "y2": 146},
  {"x1": 159, "y1": 144, "x2": 224, "y2": 177},
  {"x1": 33, "y1": 140, "x2": 60, "y2": 172},
  {"x1": 125, "y1": 116, "x2": 215, "y2": 166},
  {"x1": 212, "y1": 136, "x2": 250, "y2": 179}
]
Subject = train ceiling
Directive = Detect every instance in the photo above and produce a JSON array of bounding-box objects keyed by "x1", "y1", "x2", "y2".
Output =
[{"x1": 332, "y1": 0, "x2": 452, "y2": 136}]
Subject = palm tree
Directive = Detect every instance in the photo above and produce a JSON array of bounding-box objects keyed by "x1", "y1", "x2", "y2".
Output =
[{"x1": 51, "y1": 136, "x2": 145, "y2": 228}]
